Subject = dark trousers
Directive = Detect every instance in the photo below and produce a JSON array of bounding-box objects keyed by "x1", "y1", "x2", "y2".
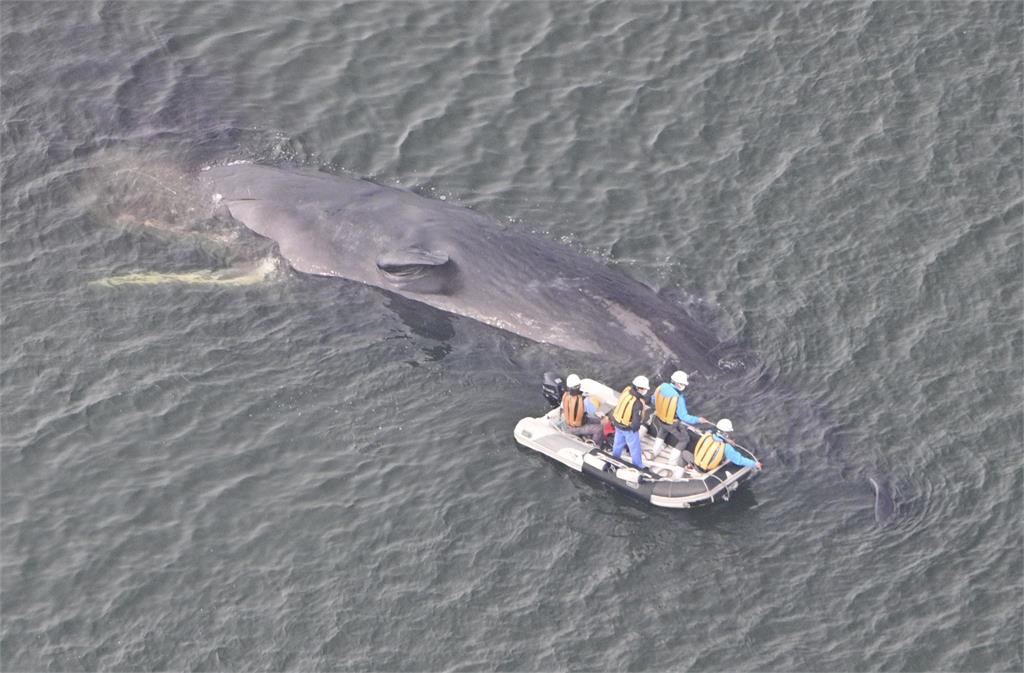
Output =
[
  {"x1": 651, "y1": 417, "x2": 687, "y2": 447},
  {"x1": 566, "y1": 422, "x2": 604, "y2": 446}
]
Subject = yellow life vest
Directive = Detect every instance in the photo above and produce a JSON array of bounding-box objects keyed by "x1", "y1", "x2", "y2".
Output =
[
  {"x1": 611, "y1": 387, "x2": 639, "y2": 429},
  {"x1": 694, "y1": 433, "x2": 726, "y2": 471},
  {"x1": 653, "y1": 386, "x2": 679, "y2": 424},
  {"x1": 561, "y1": 391, "x2": 586, "y2": 428}
]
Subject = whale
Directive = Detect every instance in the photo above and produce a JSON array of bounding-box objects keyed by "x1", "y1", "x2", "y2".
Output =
[{"x1": 197, "y1": 163, "x2": 730, "y2": 371}]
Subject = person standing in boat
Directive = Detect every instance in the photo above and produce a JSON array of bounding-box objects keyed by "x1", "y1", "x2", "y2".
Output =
[
  {"x1": 649, "y1": 370, "x2": 709, "y2": 457},
  {"x1": 691, "y1": 418, "x2": 762, "y2": 472},
  {"x1": 560, "y1": 374, "x2": 606, "y2": 446},
  {"x1": 610, "y1": 375, "x2": 650, "y2": 469}
]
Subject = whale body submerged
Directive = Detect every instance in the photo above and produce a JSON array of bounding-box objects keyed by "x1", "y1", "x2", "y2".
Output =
[{"x1": 200, "y1": 164, "x2": 725, "y2": 370}]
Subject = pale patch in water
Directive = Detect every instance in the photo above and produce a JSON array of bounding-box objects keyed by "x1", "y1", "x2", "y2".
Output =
[
  {"x1": 868, "y1": 477, "x2": 897, "y2": 525},
  {"x1": 717, "y1": 357, "x2": 747, "y2": 371},
  {"x1": 91, "y1": 257, "x2": 280, "y2": 288}
]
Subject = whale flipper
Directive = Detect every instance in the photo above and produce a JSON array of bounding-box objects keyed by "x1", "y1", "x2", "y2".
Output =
[
  {"x1": 868, "y1": 477, "x2": 896, "y2": 525},
  {"x1": 91, "y1": 257, "x2": 279, "y2": 288}
]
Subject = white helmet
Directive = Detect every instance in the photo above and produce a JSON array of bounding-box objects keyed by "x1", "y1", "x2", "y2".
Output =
[
  {"x1": 632, "y1": 375, "x2": 650, "y2": 390},
  {"x1": 565, "y1": 374, "x2": 582, "y2": 389},
  {"x1": 717, "y1": 418, "x2": 734, "y2": 433},
  {"x1": 670, "y1": 370, "x2": 689, "y2": 387}
]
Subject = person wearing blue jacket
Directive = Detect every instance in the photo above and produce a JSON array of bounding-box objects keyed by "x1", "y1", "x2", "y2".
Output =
[
  {"x1": 691, "y1": 418, "x2": 763, "y2": 471},
  {"x1": 649, "y1": 370, "x2": 708, "y2": 457}
]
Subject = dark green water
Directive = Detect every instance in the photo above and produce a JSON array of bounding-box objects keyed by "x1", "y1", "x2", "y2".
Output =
[{"x1": 2, "y1": 2, "x2": 1021, "y2": 671}]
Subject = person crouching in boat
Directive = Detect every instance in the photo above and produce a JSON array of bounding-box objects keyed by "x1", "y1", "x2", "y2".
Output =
[
  {"x1": 561, "y1": 374, "x2": 606, "y2": 446},
  {"x1": 649, "y1": 370, "x2": 709, "y2": 457},
  {"x1": 610, "y1": 375, "x2": 651, "y2": 469},
  {"x1": 691, "y1": 419, "x2": 763, "y2": 472}
]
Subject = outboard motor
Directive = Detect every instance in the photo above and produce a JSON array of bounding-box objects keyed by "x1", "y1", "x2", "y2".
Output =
[{"x1": 542, "y1": 372, "x2": 564, "y2": 408}]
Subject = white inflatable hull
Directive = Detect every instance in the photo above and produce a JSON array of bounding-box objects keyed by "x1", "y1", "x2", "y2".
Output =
[{"x1": 513, "y1": 378, "x2": 759, "y2": 509}]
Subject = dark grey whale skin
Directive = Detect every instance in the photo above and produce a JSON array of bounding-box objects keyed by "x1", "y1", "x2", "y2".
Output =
[{"x1": 200, "y1": 163, "x2": 725, "y2": 372}]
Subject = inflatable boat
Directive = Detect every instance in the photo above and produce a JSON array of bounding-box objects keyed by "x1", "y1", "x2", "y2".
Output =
[{"x1": 513, "y1": 373, "x2": 761, "y2": 508}]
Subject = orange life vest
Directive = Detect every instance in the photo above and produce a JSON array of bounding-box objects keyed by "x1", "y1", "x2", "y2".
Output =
[{"x1": 561, "y1": 391, "x2": 587, "y2": 428}]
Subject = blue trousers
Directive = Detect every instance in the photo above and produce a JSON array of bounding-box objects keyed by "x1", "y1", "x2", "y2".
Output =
[{"x1": 612, "y1": 428, "x2": 644, "y2": 468}]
